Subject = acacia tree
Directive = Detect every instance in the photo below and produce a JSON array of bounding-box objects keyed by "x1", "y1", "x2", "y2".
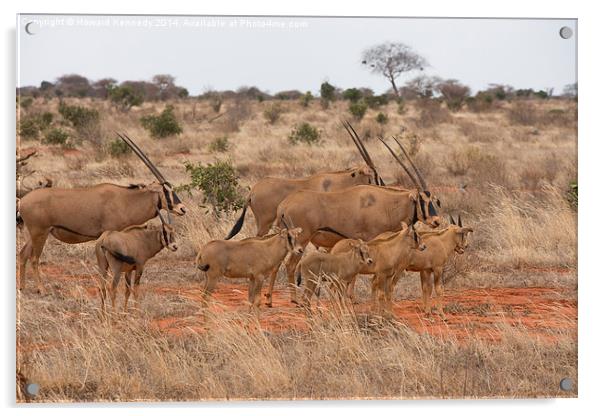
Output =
[{"x1": 362, "y1": 42, "x2": 427, "y2": 97}]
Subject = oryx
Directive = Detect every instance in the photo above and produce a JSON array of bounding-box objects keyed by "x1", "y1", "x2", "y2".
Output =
[{"x1": 17, "y1": 133, "x2": 186, "y2": 294}]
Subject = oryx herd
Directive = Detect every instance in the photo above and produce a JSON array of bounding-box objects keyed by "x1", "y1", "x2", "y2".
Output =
[{"x1": 17, "y1": 122, "x2": 473, "y2": 319}]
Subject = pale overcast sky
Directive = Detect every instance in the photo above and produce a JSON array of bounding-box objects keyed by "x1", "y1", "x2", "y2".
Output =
[{"x1": 17, "y1": 15, "x2": 577, "y2": 95}]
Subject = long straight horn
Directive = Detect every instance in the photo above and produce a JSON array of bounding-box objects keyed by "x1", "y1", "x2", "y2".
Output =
[
  {"x1": 391, "y1": 136, "x2": 427, "y2": 190},
  {"x1": 449, "y1": 215, "x2": 456, "y2": 225},
  {"x1": 343, "y1": 121, "x2": 385, "y2": 186},
  {"x1": 377, "y1": 137, "x2": 421, "y2": 189},
  {"x1": 156, "y1": 207, "x2": 167, "y2": 224},
  {"x1": 458, "y1": 214, "x2": 463, "y2": 227},
  {"x1": 117, "y1": 132, "x2": 167, "y2": 184}
]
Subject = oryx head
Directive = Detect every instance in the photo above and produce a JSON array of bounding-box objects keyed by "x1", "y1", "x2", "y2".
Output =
[
  {"x1": 350, "y1": 239, "x2": 374, "y2": 265},
  {"x1": 156, "y1": 208, "x2": 178, "y2": 252},
  {"x1": 448, "y1": 215, "x2": 473, "y2": 254},
  {"x1": 378, "y1": 135, "x2": 441, "y2": 228},
  {"x1": 279, "y1": 227, "x2": 304, "y2": 255},
  {"x1": 117, "y1": 132, "x2": 187, "y2": 216}
]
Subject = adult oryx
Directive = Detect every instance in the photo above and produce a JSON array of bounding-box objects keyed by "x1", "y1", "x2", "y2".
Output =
[
  {"x1": 269, "y1": 135, "x2": 442, "y2": 305},
  {"x1": 224, "y1": 121, "x2": 384, "y2": 239},
  {"x1": 17, "y1": 133, "x2": 186, "y2": 294}
]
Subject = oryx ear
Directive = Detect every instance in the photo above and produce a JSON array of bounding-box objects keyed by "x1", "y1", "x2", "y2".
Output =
[
  {"x1": 292, "y1": 227, "x2": 303, "y2": 234},
  {"x1": 408, "y1": 190, "x2": 418, "y2": 201},
  {"x1": 449, "y1": 215, "x2": 456, "y2": 226},
  {"x1": 400, "y1": 221, "x2": 409, "y2": 230}
]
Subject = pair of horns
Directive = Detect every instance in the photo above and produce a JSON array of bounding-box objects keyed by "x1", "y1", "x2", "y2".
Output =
[
  {"x1": 378, "y1": 134, "x2": 427, "y2": 191},
  {"x1": 449, "y1": 214, "x2": 463, "y2": 227},
  {"x1": 281, "y1": 215, "x2": 295, "y2": 230},
  {"x1": 342, "y1": 120, "x2": 385, "y2": 186},
  {"x1": 116, "y1": 132, "x2": 168, "y2": 186}
]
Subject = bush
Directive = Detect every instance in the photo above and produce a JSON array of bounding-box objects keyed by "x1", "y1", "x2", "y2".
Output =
[
  {"x1": 300, "y1": 91, "x2": 313, "y2": 108},
  {"x1": 263, "y1": 103, "x2": 284, "y2": 125},
  {"x1": 567, "y1": 181, "x2": 577, "y2": 208},
  {"x1": 364, "y1": 94, "x2": 389, "y2": 109},
  {"x1": 59, "y1": 102, "x2": 99, "y2": 130},
  {"x1": 108, "y1": 85, "x2": 144, "y2": 111},
  {"x1": 38, "y1": 112, "x2": 54, "y2": 129},
  {"x1": 107, "y1": 138, "x2": 132, "y2": 157},
  {"x1": 179, "y1": 160, "x2": 244, "y2": 214},
  {"x1": 141, "y1": 105, "x2": 183, "y2": 138},
  {"x1": 208, "y1": 136, "x2": 230, "y2": 153},
  {"x1": 43, "y1": 128, "x2": 70, "y2": 146},
  {"x1": 415, "y1": 99, "x2": 451, "y2": 128},
  {"x1": 342, "y1": 88, "x2": 362, "y2": 102},
  {"x1": 320, "y1": 82, "x2": 336, "y2": 102},
  {"x1": 289, "y1": 123, "x2": 321, "y2": 145},
  {"x1": 19, "y1": 96, "x2": 33, "y2": 109},
  {"x1": 349, "y1": 100, "x2": 368, "y2": 120},
  {"x1": 376, "y1": 112, "x2": 388, "y2": 125},
  {"x1": 18, "y1": 117, "x2": 40, "y2": 140},
  {"x1": 58, "y1": 102, "x2": 100, "y2": 141}
]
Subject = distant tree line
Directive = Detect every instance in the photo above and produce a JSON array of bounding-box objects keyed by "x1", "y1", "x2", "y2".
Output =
[{"x1": 17, "y1": 72, "x2": 577, "y2": 114}]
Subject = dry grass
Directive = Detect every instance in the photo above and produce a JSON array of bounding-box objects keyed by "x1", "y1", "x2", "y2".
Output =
[
  {"x1": 16, "y1": 96, "x2": 577, "y2": 402},
  {"x1": 17, "y1": 288, "x2": 576, "y2": 402}
]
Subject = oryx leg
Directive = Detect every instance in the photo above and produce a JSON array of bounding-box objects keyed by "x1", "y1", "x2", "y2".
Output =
[
  {"x1": 132, "y1": 268, "x2": 144, "y2": 307},
  {"x1": 201, "y1": 271, "x2": 219, "y2": 306},
  {"x1": 301, "y1": 272, "x2": 320, "y2": 307},
  {"x1": 420, "y1": 270, "x2": 433, "y2": 316},
  {"x1": 107, "y1": 258, "x2": 123, "y2": 309},
  {"x1": 248, "y1": 275, "x2": 265, "y2": 315},
  {"x1": 18, "y1": 236, "x2": 32, "y2": 291},
  {"x1": 383, "y1": 272, "x2": 397, "y2": 315},
  {"x1": 95, "y1": 249, "x2": 110, "y2": 313},
  {"x1": 284, "y1": 252, "x2": 303, "y2": 304},
  {"x1": 265, "y1": 268, "x2": 279, "y2": 308},
  {"x1": 433, "y1": 267, "x2": 446, "y2": 319},
  {"x1": 346, "y1": 275, "x2": 359, "y2": 303},
  {"x1": 28, "y1": 228, "x2": 50, "y2": 294},
  {"x1": 123, "y1": 270, "x2": 134, "y2": 312}
]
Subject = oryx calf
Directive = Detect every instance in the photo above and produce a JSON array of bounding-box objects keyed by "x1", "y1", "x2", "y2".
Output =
[
  {"x1": 330, "y1": 223, "x2": 425, "y2": 312},
  {"x1": 195, "y1": 227, "x2": 304, "y2": 313},
  {"x1": 95, "y1": 211, "x2": 177, "y2": 312},
  {"x1": 296, "y1": 239, "x2": 373, "y2": 307},
  {"x1": 402, "y1": 215, "x2": 474, "y2": 318}
]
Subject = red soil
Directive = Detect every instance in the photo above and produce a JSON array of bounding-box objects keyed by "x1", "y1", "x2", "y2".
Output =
[{"x1": 24, "y1": 261, "x2": 577, "y2": 345}]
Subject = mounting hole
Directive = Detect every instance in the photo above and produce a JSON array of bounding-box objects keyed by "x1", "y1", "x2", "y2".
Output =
[
  {"x1": 559, "y1": 26, "x2": 573, "y2": 40},
  {"x1": 25, "y1": 383, "x2": 39, "y2": 396},
  {"x1": 559, "y1": 377, "x2": 573, "y2": 391}
]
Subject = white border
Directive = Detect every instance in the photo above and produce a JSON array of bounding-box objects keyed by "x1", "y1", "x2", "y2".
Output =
[{"x1": 3, "y1": 1, "x2": 600, "y2": 415}]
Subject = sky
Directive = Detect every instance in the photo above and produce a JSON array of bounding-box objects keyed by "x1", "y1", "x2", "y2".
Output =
[{"x1": 17, "y1": 15, "x2": 577, "y2": 96}]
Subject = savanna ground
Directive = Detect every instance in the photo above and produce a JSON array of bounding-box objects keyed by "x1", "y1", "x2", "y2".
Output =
[{"x1": 16, "y1": 96, "x2": 577, "y2": 401}]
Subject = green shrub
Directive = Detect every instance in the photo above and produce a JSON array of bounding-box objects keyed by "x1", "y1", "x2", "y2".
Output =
[
  {"x1": 59, "y1": 102, "x2": 99, "y2": 130},
  {"x1": 38, "y1": 112, "x2": 54, "y2": 129},
  {"x1": 19, "y1": 117, "x2": 40, "y2": 140},
  {"x1": 43, "y1": 128, "x2": 70, "y2": 146},
  {"x1": 107, "y1": 138, "x2": 132, "y2": 157},
  {"x1": 19, "y1": 96, "x2": 34, "y2": 109},
  {"x1": 342, "y1": 88, "x2": 362, "y2": 102},
  {"x1": 263, "y1": 103, "x2": 284, "y2": 124},
  {"x1": 320, "y1": 82, "x2": 336, "y2": 101},
  {"x1": 299, "y1": 91, "x2": 313, "y2": 107},
  {"x1": 178, "y1": 160, "x2": 244, "y2": 214},
  {"x1": 376, "y1": 112, "x2": 389, "y2": 125},
  {"x1": 349, "y1": 100, "x2": 368, "y2": 120},
  {"x1": 209, "y1": 136, "x2": 230, "y2": 153},
  {"x1": 108, "y1": 85, "x2": 144, "y2": 111},
  {"x1": 140, "y1": 105, "x2": 183, "y2": 138},
  {"x1": 365, "y1": 94, "x2": 389, "y2": 109},
  {"x1": 289, "y1": 123, "x2": 321, "y2": 145}
]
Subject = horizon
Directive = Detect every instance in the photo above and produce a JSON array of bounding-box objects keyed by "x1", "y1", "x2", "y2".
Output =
[{"x1": 17, "y1": 15, "x2": 577, "y2": 96}]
